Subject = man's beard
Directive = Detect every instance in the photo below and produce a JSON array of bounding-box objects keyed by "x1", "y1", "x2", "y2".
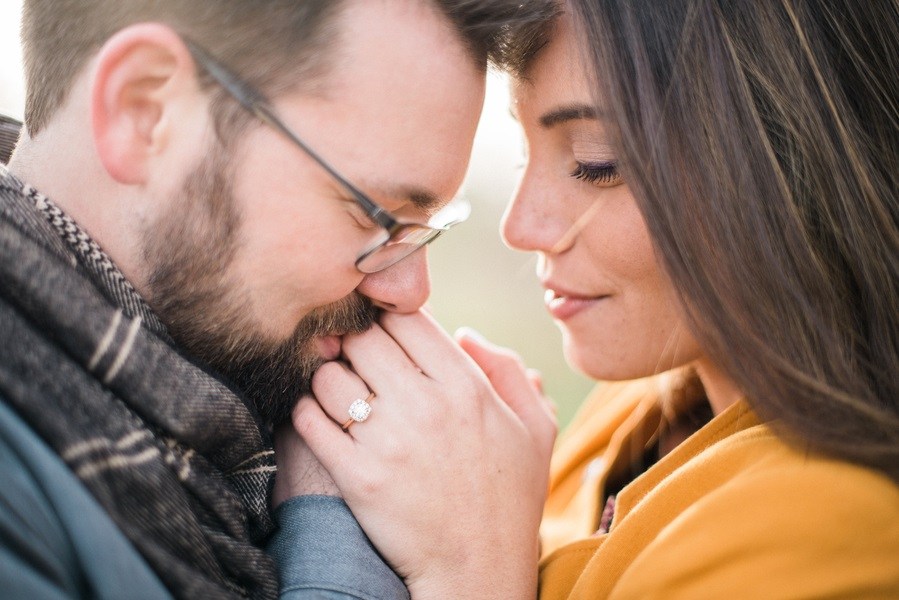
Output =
[{"x1": 141, "y1": 145, "x2": 378, "y2": 427}]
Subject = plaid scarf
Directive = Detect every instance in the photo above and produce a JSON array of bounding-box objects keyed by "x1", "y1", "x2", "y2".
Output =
[
  {"x1": 0, "y1": 115, "x2": 17, "y2": 164},
  {"x1": 0, "y1": 166, "x2": 279, "y2": 599}
]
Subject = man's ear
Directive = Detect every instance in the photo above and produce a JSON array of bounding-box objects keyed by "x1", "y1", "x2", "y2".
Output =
[{"x1": 91, "y1": 23, "x2": 198, "y2": 185}]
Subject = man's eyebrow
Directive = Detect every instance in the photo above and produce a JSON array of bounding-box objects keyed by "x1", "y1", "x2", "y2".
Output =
[
  {"x1": 539, "y1": 104, "x2": 601, "y2": 128},
  {"x1": 371, "y1": 182, "x2": 445, "y2": 215},
  {"x1": 407, "y1": 188, "x2": 442, "y2": 213}
]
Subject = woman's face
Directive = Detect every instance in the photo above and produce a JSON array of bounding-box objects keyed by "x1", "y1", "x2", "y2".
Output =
[{"x1": 502, "y1": 14, "x2": 703, "y2": 381}]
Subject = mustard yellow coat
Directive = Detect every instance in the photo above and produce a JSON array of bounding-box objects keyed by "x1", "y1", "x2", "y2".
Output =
[{"x1": 540, "y1": 376, "x2": 899, "y2": 599}]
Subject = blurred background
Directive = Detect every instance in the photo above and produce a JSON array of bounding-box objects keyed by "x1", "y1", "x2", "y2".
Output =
[{"x1": 0, "y1": 1, "x2": 594, "y2": 425}]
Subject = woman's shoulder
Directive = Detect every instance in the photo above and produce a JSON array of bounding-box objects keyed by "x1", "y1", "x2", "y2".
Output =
[
  {"x1": 555, "y1": 371, "x2": 694, "y2": 451},
  {"x1": 700, "y1": 415, "x2": 899, "y2": 514},
  {"x1": 642, "y1": 403, "x2": 899, "y2": 544},
  {"x1": 613, "y1": 416, "x2": 899, "y2": 598}
]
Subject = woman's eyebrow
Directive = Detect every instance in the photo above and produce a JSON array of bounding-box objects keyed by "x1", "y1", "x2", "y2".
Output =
[{"x1": 539, "y1": 104, "x2": 601, "y2": 128}]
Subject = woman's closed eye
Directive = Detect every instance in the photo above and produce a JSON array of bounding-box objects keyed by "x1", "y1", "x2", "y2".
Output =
[{"x1": 571, "y1": 161, "x2": 623, "y2": 187}]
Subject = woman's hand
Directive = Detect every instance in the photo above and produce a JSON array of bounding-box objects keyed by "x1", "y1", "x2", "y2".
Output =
[{"x1": 291, "y1": 310, "x2": 557, "y2": 599}]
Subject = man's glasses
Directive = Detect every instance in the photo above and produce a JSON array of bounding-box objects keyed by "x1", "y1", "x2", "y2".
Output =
[{"x1": 185, "y1": 40, "x2": 470, "y2": 274}]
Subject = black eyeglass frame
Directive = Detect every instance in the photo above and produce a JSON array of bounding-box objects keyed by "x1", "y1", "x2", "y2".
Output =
[{"x1": 184, "y1": 39, "x2": 469, "y2": 273}]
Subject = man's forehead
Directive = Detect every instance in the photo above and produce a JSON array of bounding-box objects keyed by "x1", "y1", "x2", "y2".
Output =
[
  {"x1": 281, "y1": 3, "x2": 483, "y2": 218},
  {"x1": 329, "y1": 0, "x2": 473, "y2": 75}
]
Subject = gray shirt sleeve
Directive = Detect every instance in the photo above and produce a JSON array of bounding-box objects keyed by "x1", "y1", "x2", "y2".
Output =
[{"x1": 267, "y1": 496, "x2": 410, "y2": 600}]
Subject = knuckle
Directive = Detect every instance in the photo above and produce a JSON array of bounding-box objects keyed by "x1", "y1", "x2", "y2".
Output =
[
  {"x1": 291, "y1": 406, "x2": 317, "y2": 437},
  {"x1": 381, "y1": 440, "x2": 409, "y2": 466},
  {"x1": 494, "y1": 348, "x2": 526, "y2": 372},
  {"x1": 452, "y1": 381, "x2": 481, "y2": 405},
  {"x1": 358, "y1": 479, "x2": 379, "y2": 497},
  {"x1": 312, "y1": 361, "x2": 343, "y2": 387},
  {"x1": 312, "y1": 362, "x2": 343, "y2": 396},
  {"x1": 355, "y1": 469, "x2": 384, "y2": 496},
  {"x1": 414, "y1": 407, "x2": 447, "y2": 438}
]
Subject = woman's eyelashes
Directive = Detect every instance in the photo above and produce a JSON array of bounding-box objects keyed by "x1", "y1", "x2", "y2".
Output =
[{"x1": 570, "y1": 161, "x2": 623, "y2": 187}]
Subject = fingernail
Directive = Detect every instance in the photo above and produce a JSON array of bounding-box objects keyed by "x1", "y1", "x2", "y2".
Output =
[
  {"x1": 527, "y1": 368, "x2": 544, "y2": 393},
  {"x1": 455, "y1": 326, "x2": 487, "y2": 343}
]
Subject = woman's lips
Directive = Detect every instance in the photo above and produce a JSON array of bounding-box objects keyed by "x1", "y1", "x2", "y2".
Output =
[{"x1": 544, "y1": 289, "x2": 607, "y2": 321}]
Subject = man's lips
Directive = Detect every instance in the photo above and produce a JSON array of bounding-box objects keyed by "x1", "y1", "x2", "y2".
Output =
[
  {"x1": 544, "y1": 287, "x2": 608, "y2": 321},
  {"x1": 315, "y1": 335, "x2": 343, "y2": 360}
]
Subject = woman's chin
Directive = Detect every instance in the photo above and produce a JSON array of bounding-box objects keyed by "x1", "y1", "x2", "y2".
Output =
[
  {"x1": 561, "y1": 325, "x2": 703, "y2": 382},
  {"x1": 562, "y1": 341, "x2": 622, "y2": 381},
  {"x1": 562, "y1": 340, "x2": 662, "y2": 382}
]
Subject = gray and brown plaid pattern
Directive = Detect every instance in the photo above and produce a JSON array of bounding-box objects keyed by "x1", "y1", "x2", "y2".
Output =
[{"x1": 0, "y1": 166, "x2": 278, "y2": 599}]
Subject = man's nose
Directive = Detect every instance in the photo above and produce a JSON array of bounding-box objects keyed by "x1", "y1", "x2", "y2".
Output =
[{"x1": 356, "y1": 247, "x2": 431, "y2": 313}]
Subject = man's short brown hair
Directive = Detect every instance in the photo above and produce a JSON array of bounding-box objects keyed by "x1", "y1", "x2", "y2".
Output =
[{"x1": 21, "y1": 0, "x2": 558, "y2": 136}]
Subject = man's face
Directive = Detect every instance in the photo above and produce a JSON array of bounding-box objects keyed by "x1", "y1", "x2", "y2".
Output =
[{"x1": 142, "y1": 1, "x2": 485, "y2": 426}]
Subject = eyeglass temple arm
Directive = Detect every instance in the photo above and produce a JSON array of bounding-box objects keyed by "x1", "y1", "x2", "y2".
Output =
[{"x1": 184, "y1": 39, "x2": 396, "y2": 231}]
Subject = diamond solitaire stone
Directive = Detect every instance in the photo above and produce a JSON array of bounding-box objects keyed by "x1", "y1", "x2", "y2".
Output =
[{"x1": 347, "y1": 398, "x2": 373, "y2": 423}]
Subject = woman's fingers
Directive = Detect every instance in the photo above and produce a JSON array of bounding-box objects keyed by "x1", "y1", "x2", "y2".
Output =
[
  {"x1": 527, "y1": 368, "x2": 558, "y2": 417},
  {"x1": 289, "y1": 396, "x2": 358, "y2": 487},
  {"x1": 311, "y1": 361, "x2": 379, "y2": 433},
  {"x1": 527, "y1": 368, "x2": 544, "y2": 394},
  {"x1": 340, "y1": 322, "x2": 423, "y2": 389},
  {"x1": 456, "y1": 327, "x2": 557, "y2": 443},
  {"x1": 282, "y1": 314, "x2": 555, "y2": 596},
  {"x1": 375, "y1": 310, "x2": 474, "y2": 379}
]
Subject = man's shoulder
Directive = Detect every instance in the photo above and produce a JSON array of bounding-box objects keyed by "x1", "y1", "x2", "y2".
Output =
[{"x1": 0, "y1": 399, "x2": 172, "y2": 599}]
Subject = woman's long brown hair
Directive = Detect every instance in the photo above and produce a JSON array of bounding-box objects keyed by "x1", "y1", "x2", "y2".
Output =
[{"x1": 570, "y1": 0, "x2": 899, "y2": 480}]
